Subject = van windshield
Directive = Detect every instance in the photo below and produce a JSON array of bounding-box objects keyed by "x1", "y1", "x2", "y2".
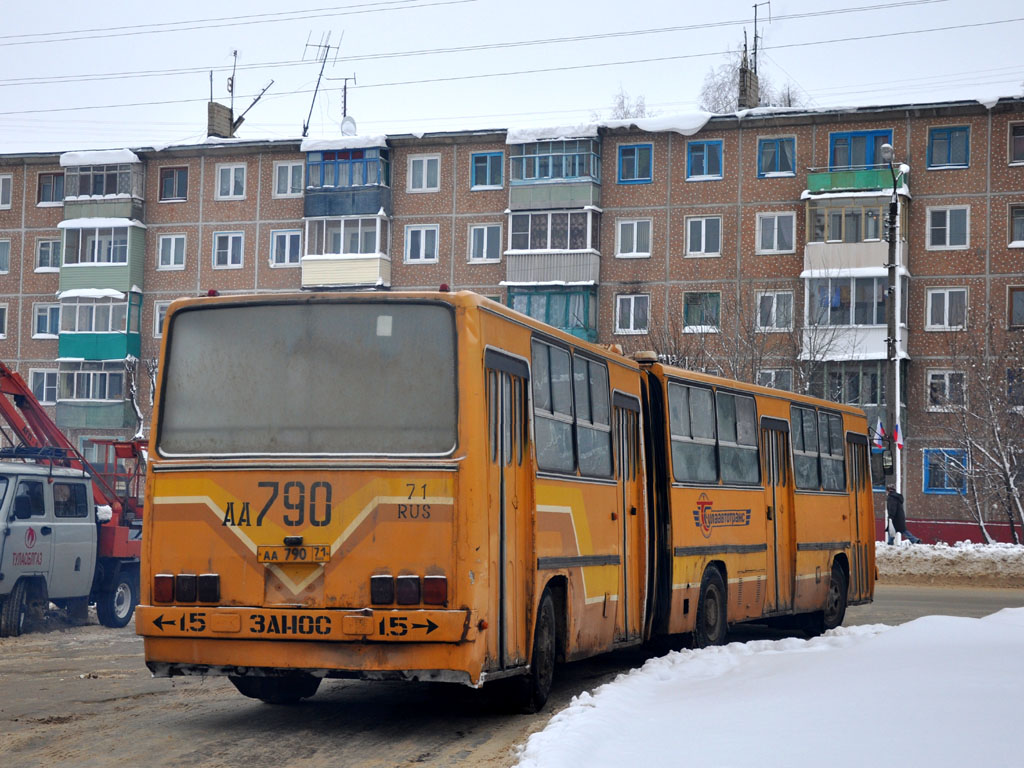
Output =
[{"x1": 157, "y1": 301, "x2": 457, "y2": 457}]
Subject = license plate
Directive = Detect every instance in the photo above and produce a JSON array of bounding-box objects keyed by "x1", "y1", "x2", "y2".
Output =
[{"x1": 256, "y1": 545, "x2": 331, "y2": 564}]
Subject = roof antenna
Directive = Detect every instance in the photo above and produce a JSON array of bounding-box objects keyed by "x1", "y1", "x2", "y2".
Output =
[{"x1": 302, "y1": 31, "x2": 341, "y2": 137}]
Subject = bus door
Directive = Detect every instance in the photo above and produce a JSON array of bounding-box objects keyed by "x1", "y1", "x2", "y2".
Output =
[
  {"x1": 613, "y1": 395, "x2": 644, "y2": 642},
  {"x1": 485, "y1": 350, "x2": 530, "y2": 669},
  {"x1": 847, "y1": 434, "x2": 871, "y2": 601},
  {"x1": 760, "y1": 418, "x2": 795, "y2": 613}
]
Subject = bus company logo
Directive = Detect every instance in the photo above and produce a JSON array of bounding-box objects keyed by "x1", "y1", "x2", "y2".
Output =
[
  {"x1": 25, "y1": 527, "x2": 36, "y2": 549},
  {"x1": 692, "y1": 493, "x2": 752, "y2": 539}
]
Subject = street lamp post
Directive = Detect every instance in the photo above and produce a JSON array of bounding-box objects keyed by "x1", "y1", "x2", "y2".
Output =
[{"x1": 880, "y1": 143, "x2": 902, "y2": 512}]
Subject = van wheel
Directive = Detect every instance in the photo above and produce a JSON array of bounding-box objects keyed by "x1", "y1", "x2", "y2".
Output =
[
  {"x1": 0, "y1": 580, "x2": 29, "y2": 637},
  {"x1": 97, "y1": 571, "x2": 138, "y2": 628},
  {"x1": 694, "y1": 567, "x2": 728, "y2": 648},
  {"x1": 804, "y1": 563, "x2": 848, "y2": 637},
  {"x1": 229, "y1": 674, "x2": 321, "y2": 705},
  {"x1": 512, "y1": 589, "x2": 556, "y2": 714}
]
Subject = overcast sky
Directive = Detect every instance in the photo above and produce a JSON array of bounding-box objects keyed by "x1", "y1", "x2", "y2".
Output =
[{"x1": 1, "y1": 0, "x2": 1021, "y2": 153}]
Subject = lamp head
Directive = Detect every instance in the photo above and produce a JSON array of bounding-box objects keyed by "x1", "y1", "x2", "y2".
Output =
[{"x1": 879, "y1": 143, "x2": 895, "y2": 164}]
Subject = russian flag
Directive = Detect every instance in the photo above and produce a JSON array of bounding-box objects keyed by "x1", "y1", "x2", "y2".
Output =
[
  {"x1": 874, "y1": 418, "x2": 886, "y2": 449},
  {"x1": 893, "y1": 423, "x2": 904, "y2": 451}
]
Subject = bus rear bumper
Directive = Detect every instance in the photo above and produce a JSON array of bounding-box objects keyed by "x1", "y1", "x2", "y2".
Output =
[{"x1": 146, "y1": 660, "x2": 477, "y2": 687}]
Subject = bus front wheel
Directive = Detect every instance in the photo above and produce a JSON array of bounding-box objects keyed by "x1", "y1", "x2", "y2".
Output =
[
  {"x1": 694, "y1": 567, "x2": 728, "y2": 648},
  {"x1": 229, "y1": 673, "x2": 321, "y2": 705}
]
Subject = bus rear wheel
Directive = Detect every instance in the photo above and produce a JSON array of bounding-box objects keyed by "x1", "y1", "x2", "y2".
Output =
[
  {"x1": 0, "y1": 580, "x2": 29, "y2": 637},
  {"x1": 804, "y1": 562, "x2": 848, "y2": 637},
  {"x1": 229, "y1": 673, "x2": 321, "y2": 705},
  {"x1": 694, "y1": 567, "x2": 728, "y2": 648},
  {"x1": 514, "y1": 589, "x2": 556, "y2": 714}
]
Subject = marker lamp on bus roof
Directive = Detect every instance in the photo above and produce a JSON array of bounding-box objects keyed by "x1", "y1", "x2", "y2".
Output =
[{"x1": 376, "y1": 314, "x2": 393, "y2": 337}]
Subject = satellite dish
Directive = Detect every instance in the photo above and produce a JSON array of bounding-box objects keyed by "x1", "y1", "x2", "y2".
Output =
[{"x1": 341, "y1": 116, "x2": 357, "y2": 136}]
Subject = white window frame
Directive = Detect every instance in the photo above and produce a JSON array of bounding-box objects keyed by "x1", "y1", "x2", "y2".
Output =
[
  {"x1": 273, "y1": 161, "x2": 304, "y2": 198},
  {"x1": 58, "y1": 362, "x2": 124, "y2": 402},
  {"x1": 0, "y1": 303, "x2": 8, "y2": 338},
  {"x1": 926, "y1": 205, "x2": 970, "y2": 250},
  {"x1": 927, "y1": 368, "x2": 966, "y2": 412},
  {"x1": 756, "y1": 212, "x2": 796, "y2": 254},
  {"x1": 685, "y1": 216, "x2": 722, "y2": 257},
  {"x1": 468, "y1": 223, "x2": 502, "y2": 263},
  {"x1": 407, "y1": 154, "x2": 440, "y2": 193},
  {"x1": 29, "y1": 369, "x2": 58, "y2": 405},
  {"x1": 212, "y1": 231, "x2": 244, "y2": 269},
  {"x1": 925, "y1": 287, "x2": 968, "y2": 331},
  {"x1": 36, "y1": 239, "x2": 61, "y2": 272},
  {"x1": 0, "y1": 239, "x2": 10, "y2": 274},
  {"x1": 616, "y1": 218, "x2": 652, "y2": 259},
  {"x1": 404, "y1": 224, "x2": 439, "y2": 263},
  {"x1": 157, "y1": 233, "x2": 186, "y2": 270},
  {"x1": 1009, "y1": 204, "x2": 1024, "y2": 248},
  {"x1": 1011, "y1": 123, "x2": 1024, "y2": 166},
  {"x1": 615, "y1": 293, "x2": 650, "y2": 335},
  {"x1": 0, "y1": 174, "x2": 11, "y2": 210},
  {"x1": 757, "y1": 368, "x2": 793, "y2": 391},
  {"x1": 154, "y1": 301, "x2": 172, "y2": 338},
  {"x1": 755, "y1": 290, "x2": 794, "y2": 332},
  {"x1": 270, "y1": 229, "x2": 301, "y2": 267},
  {"x1": 215, "y1": 163, "x2": 246, "y2": 200},
  {"x1": 59, "y1": 298, "x2": 128, "y2": 334},
  {"x1": 33, "y1": 303, "x2": 60, "y2": 338}
]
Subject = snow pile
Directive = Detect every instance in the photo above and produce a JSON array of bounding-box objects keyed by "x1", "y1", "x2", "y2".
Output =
[
  {"x1": 516, "y1": 609, "x2": 1024, "y2": 768},
  {"x1": 877, "y1": 541, "x2": 1024, "y2": 587},
  {"x1": 60, "y1": 148, "x2": 140, "y2": 167}
]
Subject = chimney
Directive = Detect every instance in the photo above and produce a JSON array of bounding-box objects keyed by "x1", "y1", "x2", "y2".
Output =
[
  {"x1": 207, "y1": 102, "x2": 234, "y2": 138},
  {"x1": 737, "y1": 42, "x2": 760, "y2": 110}
]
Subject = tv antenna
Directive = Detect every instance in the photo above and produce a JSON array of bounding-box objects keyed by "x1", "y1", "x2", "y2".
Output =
[
  {"x1": 302, "y1": 31, "x2": 341, "y2": 137},
  {"x1": 752, "y1": 1, "x2": 771, "y2": 74},
  {"x1": 232, "y1": 80, "x2": 274, "y2": 134}
]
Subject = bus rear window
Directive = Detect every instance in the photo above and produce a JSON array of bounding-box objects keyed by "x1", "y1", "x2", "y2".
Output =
[{"x1": 157, "y1": 302, "x2": 457, "y2": 456}]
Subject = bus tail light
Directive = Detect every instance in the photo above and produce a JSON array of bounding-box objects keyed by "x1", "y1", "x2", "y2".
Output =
[
  {"x1": 423, "y1": 575, "x2": 447, "y2": 605},
  {"x1": 176, "y1": 573, "x2": 197, "y2": 602},
  {"x1": 396, "y1": 575, "x2": 420, "y2": 605},
  {"x1": 154, "y1": 574, "x2": 175, "y2": 603},
  {"x1": 197, "y1": 574, "x2": 220, "y2": 602},
  {"x1": 371, "y1": 575, "x2": 394, "y2": 604}
]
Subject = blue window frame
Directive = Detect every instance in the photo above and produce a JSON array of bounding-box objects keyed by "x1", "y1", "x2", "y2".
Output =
[
  {"x1": 757, "y1": 138, "x2": 795, "y2": 176},
  {"x1": 829, "y1": 130, "x2": 892, "y2": 170},
  {"x1": 687, "y1": 140, "x2": 722, "y2": 179},
  {"x1": 306, "y1": 148, "x2": 390, "y2": 188},
  {"x1": 923, "y1": 449, "x2": 966, "y2": 494},
  {"x1": 471, "y1": 152, "x2": 503, "y2": 188},
  {"x1": 509, "y1": 287, "x2": 597, "y2": 342},
  {"x1": 927, "y1": 127, "x2": 970, "y2": 168},
  {"x1": 618, "y1": 144, "x2": 652, "y2": 184}
]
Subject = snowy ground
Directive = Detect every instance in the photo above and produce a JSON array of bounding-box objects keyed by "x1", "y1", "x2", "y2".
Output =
[{"x1": 516, "y1": 543, "x2": 1024, "y2": 768}]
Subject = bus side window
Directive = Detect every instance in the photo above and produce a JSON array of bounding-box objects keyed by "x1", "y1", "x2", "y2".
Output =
[
  {"x1": 488, "y1": 371, "x2": 498, "y2": 463},
  {"x1": 575, "y1": 356, "x2": 611, "y2": 477},
  {"x1": 531, "y1": 340, "x2": 575, "y2": 473},
  {"x1": 819, "y1": 412, "x2": 846, "y2": 491},
  {"x1": 791, "y1": 406, "x2": 820, "y2": 490},
  {"x1": 716, "y1": 391, "x2": 759, "y2": 485},
  {"x1": 668, "y1": 382, "x2": 718, "y2": 484}
]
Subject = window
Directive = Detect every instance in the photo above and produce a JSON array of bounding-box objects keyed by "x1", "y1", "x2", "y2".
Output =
[
  {"x1": 924, "y1": 449, "x2": 966, "y2": 494},
  {"x1": 159, "y1": 167, "x2": 188, "y2": 201},
  {"x1": 928, "y1": 126, "x2": 970, "y2": 168},
  {"x1": 1, "y1": 174, "x2": 12, "y2": 209},
  {"x1": 808, "y1": 277, "x2": 886, "y2": 326},
  {"x1": 927, "y1": 206, "x2": 969, "y2": 249},
  {"x1": 273, "y1": 162, "x2": 303, "y2": 197},
  {"x1": 215, "y1": 164, "x2": 246, "y2": 199},
  {"x1": 615, "y1": 294, "x2": 649, "y2": 334},
  {"x1": 0, "y1": 304, "x2": 7, "y2": 337},
  {"x1": 757, "y1": 368, "x2": 793, "y2": 391},
  {"x1": 791, "y1": 406, "x2": 820, "y2": 489},
  {"x1": 668, "y1": 382, "x2": 717, "y2": 483},
  {"x1": 60, "y1": 298, "x2": 129, "y2": 333},
  {"x1": 154, "y1": 301, "x2": 171, "y2": 338},
  {"x1": 716, "y1": 391, "x2": 760, "y2": 484},
  {"x1": 33, "y1": 303, "x2": 60, "y2": 337},
  {"x1": 53, "y1": 483, "x2": 88, "y2": 519},
  {"x1": 573, "y1": 355, "x2": 612, "y2": 477},
  {"x1": 471, "y1": 152, "x2": 503, "y2": 189},
  {"x1": 408, "y1": 154, "x2": 440, "y2": 192},
  {"x1": 58, "y1": 361, "x2": 125, "y2": 401},
  {"x1": 818, "y1": 361, "x2": 887, "y2": 406},
  {"x1": 1012, "y1": 124, "x2": 1024, "y2": 164},
  {"x1": 306, "y1": 217, "x2": 386, "y2": 256},
  {"x1": 1010, "y1": 287, "x2": 1024, "y2": 328},
  {"x1": 756, "y1": 291, "x2": 793, "y2": 331},
  {"x1": 925, "y1": 287, "x2": 967, "y2": 330},
  {"x1": 306, "y1": 148, "x2": 390, "y2": 188},
  {"x1": 1008, "y1": 368, "x2": 1024, "y2": 407},
  {"x1": 157, "y1": 234, "x2": 185, "y2": 270},
  {"x1": 1010, "y1": 205, "x2": 1024, "y2": 246},
  {"x1": 37, "y1": 172, "x2": 64, "y2": 204},
  {"x1": 758, "y1": 137, "x2": 795, "y2": 176},
  {"x1": 531, "y1": 340, "x2": 575, "y2": 473},
  {"x1": 510, "y1": 288, "x2": 596, "y2": 341},
  {"x1": 213, "y1": 232, "x2": 244, "y2": 268},
  {"x1": 65, "y1": 164, "x2": 138, "y2": 197},
  {"x1": 618, "y1": 144, "x2": 652, "y2": 183},
  {"x1": 756, "y1": 212, "x2": 795, "y2": 253},
  {"x1": 510, "y1": 139, "x2": 600, "y2": 183},
  {"x1": 30, "y1": 370, "x2": 57, "y2": 404},
  {"x1": 616, "y1": 219, "x2": 651, "y2": 257},
  {"x1": 63, "y1": 226, "x2": 129, "y2": 264},
  {"x1": 829, "y1": 130, "x2": 892, "y2": 170},
  {"x1": 405, "y1": 224, "x2": 438, "y2": 262},
  {"x1": 687, "y1": 140, "x2": 722, "y2": 180},
  {"x1": 271, "y1": 230, "x2": 301, "y2": 266},
  {"x1": 683, "y1": 292, "x2": 720, "y2": 332},
  {"x1": 927, "y1": 369, "x2": 965, "y2": 411},
  {"x1": 808, "y1": 201, "x2": 885, "y2": 243},
  {"x1": 509, "y1": 210, "x2": 597, "y2": 251},
  {"x1": 0, "y1": 239, "x2": 8, "y2": 273},
  {"x1": 469, "y1": 224, "x2": 501, "y2": 262},
  {"x1": 36, "y1": 240, "x2": 61, "y2": 270},
  {"x1": 686, "y1": 216, "x2": 721, "y2": 256}
]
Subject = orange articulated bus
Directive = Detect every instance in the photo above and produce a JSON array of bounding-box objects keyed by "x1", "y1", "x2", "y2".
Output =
[{"x1": 137, "y1": 291, "x2": 874, "y2": 710}]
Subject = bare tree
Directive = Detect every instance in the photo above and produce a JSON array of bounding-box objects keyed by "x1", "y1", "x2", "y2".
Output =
[
  {"x1": 698, "y1": 48, "x2": 807, "y2": 113},
  {"x1": 592, "y1": 86, "x2": 652, "y2": 120}
]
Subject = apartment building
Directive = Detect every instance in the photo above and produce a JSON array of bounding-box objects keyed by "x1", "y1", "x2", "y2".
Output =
[{"x1": 0, "y1": 96, "x2": 1022, "y2": 536}]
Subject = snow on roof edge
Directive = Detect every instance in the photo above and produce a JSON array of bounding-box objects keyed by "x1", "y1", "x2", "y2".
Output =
[
  {"x1": 60, "y1": 149, "x2": 140, "y2": 167},
  {"x1": 300, "y1": 135, "x2": 388, "y2": 152}
]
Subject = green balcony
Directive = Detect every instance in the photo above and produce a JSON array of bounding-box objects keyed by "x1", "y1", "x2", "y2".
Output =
[
  {"x1": 59, "y1": 332, "x2": 140, "y2": 361},
  {"x1": 806, "y1": 168, "x2": 908, "y2": 194},
  {"x1": 56, "y1": 400, "x2": 137, "y2": 430}
]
